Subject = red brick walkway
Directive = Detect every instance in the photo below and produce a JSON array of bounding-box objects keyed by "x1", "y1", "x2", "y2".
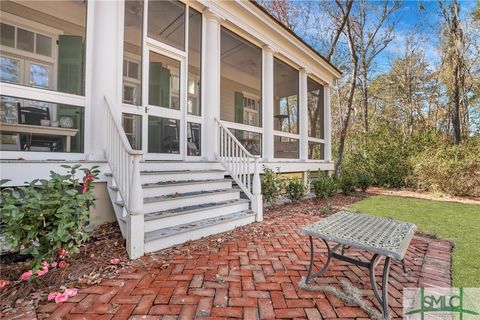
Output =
[{"x1": 37, "y1": 214, "x2": 452, "y2": 319}]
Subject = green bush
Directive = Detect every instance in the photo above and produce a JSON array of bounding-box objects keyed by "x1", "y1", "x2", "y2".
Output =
[
  {"x1": 0, "y1": 165, "x2": 100, "y2": 269},
  {"x1": 313, "y1": 176, "x2": 338, "y2": 198},
  {"x1": 357, "y1": 173, "x2": 372, "y2": 192},
  {"x1": 339, "y1": 175, "x2": 357, "y2": 195},
  {"x1": 285, "y1": 178, "x2": 307, "y2": 202},
  {"x1": 261, "y1": 166, "x2": 284, "y2": 204}
]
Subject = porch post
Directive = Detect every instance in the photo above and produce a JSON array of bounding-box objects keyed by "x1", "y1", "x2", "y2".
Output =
[
  {"x1": 203, "y1": 9, "x2": 222, "y2": 161},
  {"x1": 324, "y1": 84, "x2": 332, "y2": 162},
  {"x1": 262, "y1": 46, "x2": 274, "y2": 161},
  {"x1": 299, "y1": 68, "x2": 308, "y2": 161}
]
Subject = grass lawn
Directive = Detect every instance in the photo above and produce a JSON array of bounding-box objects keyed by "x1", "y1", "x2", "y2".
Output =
[{"x1": 349, "y1": 195, "x2": 480, "y2": 287}]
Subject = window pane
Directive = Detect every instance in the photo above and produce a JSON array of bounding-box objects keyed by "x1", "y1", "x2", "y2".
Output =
[
  {"x1": 308, "y1": 141, "x2": 324, "y2": 160},
  {"x1": 17, "y1": 28, "x2": 34, "y2": 52},
  {"x1": 149, "y1": 51, "x2": 180, "y2": 110},
  {"x1": 0, "y1": 1, "x2": 87, "y2": 95},
  {"x1": 0, "y1": 57, "x2": 20, "y2": 83},
  {"x1": 221, "y1": 27, "x2": 262, "y2": 127},
  {"x1": 229, "y1": 128, "x2": 261, "y2": 156},
  {"x1": 188, "y1": 8, "x2": 201, "y2": 116},
  {"x1": 0, "y1": 23, "x2": 15, "y2": 48},
  {"x1": 274, "y1": 58, "x2": 298, "y2": 134},
  {"x1": 30, "y1": 64, "x2": 50, "y2": 88},
  {"x1": 308, "y1": 78, "x2": 324, "y2": 139},
  {"x1": 123, "y1": 0, "x2": 143, "y2": 105},
  {"x1": 148, "y1": 116, "x2": 180, "y2": 154},
  {"x1": 148, "y1": 0, "x2": 185, "y2": 51},
  {"x1": 274, "y1": 136, "x2": 298, "y2": 159},
  {"x1": 36, "y1": 34, "x2": 52, "y2": 57},
  {"x1": 0, "y1": 95, "x2": 84, "y2": 153},
  {"x1": 187, "y1": 122, "x2": 201, "y2": 156},
  {"x1": 122, "y1": 113, "x2": 142, "y2": 150}
]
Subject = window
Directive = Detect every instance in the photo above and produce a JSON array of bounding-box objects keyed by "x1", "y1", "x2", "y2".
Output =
[
  {"x1": 122, "y1": 113, "x2": 142, "y2": 150},
  {"x1": 148, "y1": 0, "x2": 185, "y2": 51},
  {"x1": 0, "y1": 2, "x2": 87, "y2": 95},
  {"x1": 0, "y1": 95, "x2": 85, "y2": 153},
  {"x1": 274, "y1": 136, "x2": 298, "y2": 159},
  {"x1": 123, "y1": 0, "x2": 143, "y2": 106},
  {"x1": 308, "y1": 141, "x2": 324, "y2": 160},
  {"x1": 148, "y1": 116, "x2": 180, "y2": 154},
  {"x1": 148, "y1": 51, "x2": 180, "y2": 110},
  {"x1": 274, "y1": 58, "x2": 299, "y2": 134},
  {"x1": 188, "y1": 8, "x2": 202, "y2": 116},
  {"x1": 187, "y1": 122, "x2": 201, "y2": 156},
  {"x1": 220, "y1": 27, "x2": 262, "y2": 127},
  {"x1": 308, "y1": 78, "x2": 324, "y2": 139}
]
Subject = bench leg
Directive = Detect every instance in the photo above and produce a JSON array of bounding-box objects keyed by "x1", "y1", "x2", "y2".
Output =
[{"x1": 369, "y1": 255, "x2": 391, "y2": 317}]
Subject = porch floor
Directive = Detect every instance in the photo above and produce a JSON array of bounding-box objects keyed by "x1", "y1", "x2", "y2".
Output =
[{"x1": 37, "y1": 202, "x2": 452, "y2": 320}]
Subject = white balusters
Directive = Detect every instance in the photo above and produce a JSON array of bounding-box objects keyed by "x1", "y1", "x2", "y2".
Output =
[
  {"x1": 214, "y1": 118, "x2": 263, "y2": 221},
  {"x1": 104, "y1": 96, "x2": 144, "y2": 258}
]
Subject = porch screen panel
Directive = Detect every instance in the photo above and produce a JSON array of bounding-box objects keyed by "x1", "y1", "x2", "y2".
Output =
[
  {"x1": 123, "y1": 0, "x2": 143, "y2": 106},
  {"x1": 274, "y1": 58, "x2": 299, "y2": 134},
  {"x1": 220, "y1": 28, "x2": 262, "y2": 127},
  {"x1": 274, "y1": 136, "x2": 298, "y2": 159},
  {"x1": 148, "y1": 51, "x2": 180, "y2": 110},
  {"x1": 148, "y1": 0, "x2": 185, "y2": 51},
  {"x1": 308, "y1": 141, "x2": 325, "y2": 160},
  {"x1": 148, "y1": 115, "x2": 180, "y2": 154},
  {"x1": 0, "y1": 0, "x2": 87, "y2": 95},
  {"x1": 307, "y1": 78, "x2": 324, "y2": 139},
  {"x1": 188, "y1": 8, "x2": 201, "y2": 116}
]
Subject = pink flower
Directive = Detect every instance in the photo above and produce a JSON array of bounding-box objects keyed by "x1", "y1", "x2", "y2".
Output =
[
  {"x1": 58, "y1": 261, "x2": 68, "y2": 269},
  {"x1": 20, "y1": 270, "x2": 32, "y2": 281},
  {"x1": 65, "y1": 288, "x2": 78, "y2": 297},
  {"x1": 0, "y1": 280, "x2": 10, "y2": 288},
  {"x1": 35, "y1": 267, "x2": 49, "y2": 277},
  {"x1": 50, "y1": 262, "x2": 58, "y2": 268},
  {"x1": 42, "y1": 261, "x2": 50, "y2": 269},
  {"x1": 110, "y1": 258, "x2": 120, "y2": 265},
  {"x1": 58, "y1": 248, "x2": 68, "y2": 259},
  {"x1": 48, "y1": 292, "x2": 59, "y2": 301},
  {"x1": 54, "y1": 292, "x2": 69, "y2": 304}
]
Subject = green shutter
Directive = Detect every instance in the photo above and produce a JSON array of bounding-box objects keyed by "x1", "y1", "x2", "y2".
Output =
[
  {"x1": 234, "y1": 91, "x2": 244, "y2": 124},
  {"x1": 57, "y1": 35, "x2": 84, "y2": 95},
  {"x1": 149, "y1": 63, "x2": 170, "y2": 107}
]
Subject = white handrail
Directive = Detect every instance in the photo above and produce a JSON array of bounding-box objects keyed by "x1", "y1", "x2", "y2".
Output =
[
  {"x1": 104, "y1": 96, "x2": 143, "y2": 216},
  {"x1": 215, "y1": 118, "x2": 263, "y2": 221}
]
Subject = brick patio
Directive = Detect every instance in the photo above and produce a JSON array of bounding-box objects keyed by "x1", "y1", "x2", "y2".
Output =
[{"x1": 37, "y1": 213, "x2": 452, "y2": 320}]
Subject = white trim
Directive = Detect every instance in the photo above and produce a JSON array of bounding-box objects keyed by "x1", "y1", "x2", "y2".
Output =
[
  {"x1": 221, "y1": 120, "x2": 262, "y2": 134},
  {"x1": 307, "y1": 137, "x2": 326, "y2": 144},
  {"x1": 146, "y1": 38, "x2": 186, "y2": 60},
  {"x1": 273, "y1": 130, "x2": 300, "y2": 140}
]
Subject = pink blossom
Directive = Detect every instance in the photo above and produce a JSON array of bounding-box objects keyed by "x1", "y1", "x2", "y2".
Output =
[
  {"x1": 58, "y1": 261, "x2": 68, "y2": 269},
  {"x1": 65, "y1": 288, "x2": 78, "y2": 297},
  {"x1": 42, "y1": 261, "x2": 50, "y2": 269},
  {"x1": 48, "y1": 292, "x2": 59, "y2": 301},
  {"x1": 35, "y1": 267, "x2": 49, "y2": 277},
  {"x1": 20, "y1": 270, "x2": 32, "y2": 281},
  {"x1": 51, "y1": 262, "x2": 58, "y2": 268},
  {"x1": 54, "y1": 292, "x2": 69, "y2": 304},
  {"x1": 110, "y1": 258, "x2": 120, "y2": 265},
  {"x1": 0, "y1": 280, "x2": 10, "y2": 288},
  {"x1": 58, "y1": 248, "x2": 68, "y2": 259}
]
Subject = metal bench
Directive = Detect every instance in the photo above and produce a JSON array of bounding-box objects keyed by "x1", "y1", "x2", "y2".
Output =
[{"x1": 301, "y1": 211, "x2": 416, "y2": 317}]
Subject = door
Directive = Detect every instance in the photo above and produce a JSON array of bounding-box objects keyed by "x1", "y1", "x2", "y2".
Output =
[{"x1": 143, "y1": 48, "x2": 185, "y2": 160}]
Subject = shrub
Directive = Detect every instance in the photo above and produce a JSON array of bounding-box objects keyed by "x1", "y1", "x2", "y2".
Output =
[
  {"x1": 0, "y1": 165, "x2": 100, "y2": 269},
  {"x1": 339, "y1": 175, "x2": 357, "y2": 195},
  {"x1": 313, "y1": 176, "x2": 338, "y2": 199},
  {"x1": 285, "y1": 178, "x2": 307, "y2": 202},
  {"x1": 356, "y1": 173, "x2": 372, "y2": 192},
  {"x1": 261, "y1": 166, "x2": 284, "y2": 204}
]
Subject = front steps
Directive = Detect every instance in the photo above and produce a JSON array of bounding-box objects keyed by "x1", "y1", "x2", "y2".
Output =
[{"x1": 106, "y1": 161, "x2": 256, "y2": 255}]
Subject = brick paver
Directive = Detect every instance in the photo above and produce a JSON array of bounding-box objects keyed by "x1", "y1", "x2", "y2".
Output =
[{"x1": 36, "y1": 214, "x2": 452, "y2": 319}]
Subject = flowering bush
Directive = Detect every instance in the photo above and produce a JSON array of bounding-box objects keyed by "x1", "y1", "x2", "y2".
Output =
[
  {"x1": 261, "y1": 166, "x2": 285, "y2": 204},
  {"x1": 0, "y1": 165, "x2": 100, "y2": 271}
]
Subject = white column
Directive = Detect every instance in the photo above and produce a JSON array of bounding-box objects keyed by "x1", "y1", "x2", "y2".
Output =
[
  {"x1": 87, "y1": 0, "x2": 122, "y2": 160},
  {"x1": 262, "y1": 46, "x2": 274, "y2": 161},
  {"x1": 299, "y1": 68, "x2": 308, "y2": 161},
  {"x1": 203, "y1": 9, "x2": 222, "y2": 161},
  {"x1": 324, "y1": 84, "x2": 332, "y2": 162}
]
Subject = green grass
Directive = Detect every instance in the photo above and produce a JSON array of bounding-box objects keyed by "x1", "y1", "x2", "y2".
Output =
[{"x1": 349, "y1": 195, "x2": 480, "y2": 287}]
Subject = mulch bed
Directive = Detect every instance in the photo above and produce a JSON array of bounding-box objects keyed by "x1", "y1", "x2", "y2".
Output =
[{"x1": 0, "y1": 192, "x2": 367, "y2": 316}]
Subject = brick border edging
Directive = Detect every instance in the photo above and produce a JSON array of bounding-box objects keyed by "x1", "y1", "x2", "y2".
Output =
[{"x1": 415, "y1": 235, "x2": 453, "y2": 288}]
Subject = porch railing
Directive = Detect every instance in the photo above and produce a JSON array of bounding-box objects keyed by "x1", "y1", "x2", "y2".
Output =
[
  {"x1": 214, "y1": 118, "x2": 263, "y2": 221},
  {"x1": 104, "y1": 96, "x2": 144, "y2": 258}
]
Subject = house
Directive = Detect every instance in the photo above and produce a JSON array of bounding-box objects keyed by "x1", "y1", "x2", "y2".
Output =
[{"x1": 0, "y1": 0, "x2": 341, "y2": 258}]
